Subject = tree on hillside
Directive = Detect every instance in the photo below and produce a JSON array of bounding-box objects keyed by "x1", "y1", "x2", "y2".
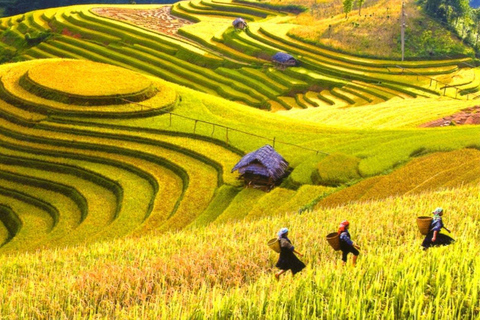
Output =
[
  {"x1": 473, "y1": 9, "x2": 480, "y2": 46},
  {"x1": 357, "y1": 0, "x2": 365, "y2": 15},
  {"x1": 423, "y1": 0, "x2": 451, "y2": 23},
  {"x1": 343, "y1": 0, "x2": 354, "y2": 19},
  {"x1": 451, "y1": 0, "x2": 471, "y2": 25},
  {"x1": 422, "y1": 0, "x2": 471, "y2": 24},
  {"x1": 420, "y1": 0, "x2": 480, "y2": 52}
]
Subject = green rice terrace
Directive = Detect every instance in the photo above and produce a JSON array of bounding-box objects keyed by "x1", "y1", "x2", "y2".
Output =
[
  {"x1": 0, "y1": 1, "x2": 479, "y2": 318},
  {"x1": 0, "y1": 0, "x2": 478, "y2": 253}
]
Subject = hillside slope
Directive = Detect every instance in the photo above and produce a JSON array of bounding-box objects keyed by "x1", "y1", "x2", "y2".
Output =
[
  {"x1": 0, "y1": 57, "x2": 477, "y2": 254},
  {"x1": 0, "y1": 2, "x2": 478, "y2": 114},
  {"x1": 0, "y1": 183, "x2": 478, "y2": 318},
  {"x1": 0, "y1": 4, "x2": 478, "y2": 317}
]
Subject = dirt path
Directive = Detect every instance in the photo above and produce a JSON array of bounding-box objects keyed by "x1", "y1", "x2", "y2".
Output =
[
  {"x1": 419, "y1": 105, "x2": 480, "y2": 127},
  {"x1": 91, "y1": 6, "x2": 194, "y2": 38}
]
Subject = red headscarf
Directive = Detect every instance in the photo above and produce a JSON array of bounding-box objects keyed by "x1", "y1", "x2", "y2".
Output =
[{"x1": 338, "y1": 220, "x2": 350, "y2": 234}]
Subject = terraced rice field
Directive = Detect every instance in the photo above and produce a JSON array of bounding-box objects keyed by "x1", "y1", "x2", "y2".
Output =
[
  {"x1": 0, "y1": 1, "x2": 477, "y2": 114},
  {"x1": 0, "y1": 57, "x2": 477, "y2": 254},
  {"x1": 0, "y1": 183, "x2": 479, "y2": 319},
  {"x1": 0, "y1": 0, "x2": 476, "y2": 255},
  {"x1": 0, "y1": 59, "x2": 245, "y2": 252},
  {"x1": 0, "y1": 2, "x2": 478, "y2": 318}
]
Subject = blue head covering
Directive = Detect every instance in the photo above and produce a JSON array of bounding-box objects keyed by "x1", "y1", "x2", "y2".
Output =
[
  {"x1": 277, "y1": 227, "x2": 288, "y2": 238},
  {"x1": 433, "y1": 207, "x2": 443, "y2": 215}
]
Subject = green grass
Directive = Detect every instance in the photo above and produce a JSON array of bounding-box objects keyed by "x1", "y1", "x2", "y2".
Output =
[
  {"x1": 200, "y1": 0, "x2": 279, "y2": 18},
  {"x1": 176, "y1": 0, "x2": 260, "y2": 21}
]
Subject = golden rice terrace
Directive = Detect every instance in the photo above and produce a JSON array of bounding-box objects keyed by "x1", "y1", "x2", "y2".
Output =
[
  {"x1": 0, "y1": 1, "x2": 478, "y2": 254},
  {"x1": 0, "y1": 2, "x2": 478, "y2": 113}
]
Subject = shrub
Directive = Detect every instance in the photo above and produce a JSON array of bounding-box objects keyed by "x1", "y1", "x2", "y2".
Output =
[
  {"x1": 284, "y1": 154, "x2": 326, "y2": 188},
  {"x1": 312, "y1": 152, "x2": 361, "y2": 186},
  {"x1": 25, "y1": 30, "x2": 52, "y2": 45}
]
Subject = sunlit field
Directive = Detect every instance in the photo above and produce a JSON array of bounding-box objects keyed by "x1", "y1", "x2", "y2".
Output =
[
  {"x1": 0, "y1": 0, "x2": 478, "y2": 318},
  {"x1": 0, "y1": 184, "x2": 478, "y2": 319}
]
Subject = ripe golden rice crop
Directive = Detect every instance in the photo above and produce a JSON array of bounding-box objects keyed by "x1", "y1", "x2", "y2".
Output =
[
  {"x1": 317, "y1": 148, "x2": 480, "y2": 210},
  {"x1": 316, "y1": 175, "x2": 382, "y2": 209},
  {"x1": 0, "y1": 184, "x2": 478, "y2": 319},
  {"x1": 27, "y1": 60, "x2": 153, "y2": 97},
  {"x1": 312, "y1": 152, "x2": 361, "y2": 186},
  {"x1": 245, "y1": 187, "x2": 296, "y2": 220}
]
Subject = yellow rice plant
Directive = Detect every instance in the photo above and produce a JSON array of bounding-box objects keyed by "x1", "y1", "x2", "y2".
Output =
[
  {"x1": 3, "y1": 112, "x2": 220, "y2": 231},
  {"x1": 45, "y1": 121, "x2": 243, "y2": 186},
  {"x1": 0, "y1": 172, "x2": 82, "y2": 233},
  {"x1": 0, "y1": 60, "x2": 177, "y2": 114},
  {"x1": 0, "y1": 137, "x2": 154, "y2": 248},
  {"x1": 0, "y1": 98, "x2": 46, "y2": 122},
  {"x1": 0, "y1": 184, "x2": 478, "y2": 318},
  {"x1": 281, "y1": 96, "x2": 477, "y2": 129},
  {"x1": 214, "y1": 188, "x2": 266, "y2": 224},
  {"x1": 27, "y1": 60, "x2": 153, "y2": 97},
  {"x1": 131, "y1": 82, "x2": 479, "y2": 179},
  {"x1": 317, "y1": 148, "x2": 480, "y2": 208},
  {"x1": 316, "y1": 175, "x2": 382, "y2": 209},
  {"x1": 0, "y1": 193, "x2": 53, "y2": 251},
  {"x1": 276, "y1": 184, "x2": 333, "y2": 213},
  {"x1": 359, "y1": 148, "x2": 480, "y2": 200},
  {"x1": 0, "y1": 225, "x2": 8, "y2": 247},
  {"x1": 245, "y1": 187, "x2": 296, "y2": 220},
  {"x1": 312, "y1": 152, "x2": 361, "y2": 186}
]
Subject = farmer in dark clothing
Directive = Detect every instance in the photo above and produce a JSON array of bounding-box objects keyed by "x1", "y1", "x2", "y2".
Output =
[
  {"x1": 275, "y1": 228, "x2": 305, "y2": 280},
  {"x1": 338, "y1": 220, "x2": 360, "y2": 266},
  {"x1": 422, "y1": 207, "x2": 454, "y2": 250}
]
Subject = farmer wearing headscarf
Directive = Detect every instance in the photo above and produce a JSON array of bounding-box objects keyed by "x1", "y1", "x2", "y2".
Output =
[
  {"x1": 275, "y1": 227, "x2": 305, "y2": 280},
  {"x1": 338, "y1": 220, "x2": 360, "y2": 266},
  {"x1": 421, "y1": 207, "x2": 454, "y2": 250}
]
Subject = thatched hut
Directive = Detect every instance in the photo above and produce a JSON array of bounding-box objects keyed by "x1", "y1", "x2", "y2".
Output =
[
  {"x1": 272, "y1": 52, "x2": 297, "y2": 69},
  {"x1": 231, "y1": 145, "x2": 289, "y2": 191},
  {"x1": 232, "y1": 17, "x2": 247, "y2": 30}
]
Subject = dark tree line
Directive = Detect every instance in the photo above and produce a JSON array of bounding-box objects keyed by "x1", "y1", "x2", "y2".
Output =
[
  {"x1": 5, "y1": 0, "x2": 179, "y2": 16},
  {"x1": 421, "y1": 0, "x2": 470, "y2": 24},
  {"x1": 420, "y1": 0, "x2": 480, "y2": 51}
]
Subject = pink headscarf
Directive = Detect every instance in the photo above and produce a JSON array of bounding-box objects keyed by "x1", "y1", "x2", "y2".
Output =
[{"x1": 338, "y1": 220, "x2": 350, "y2": 234}]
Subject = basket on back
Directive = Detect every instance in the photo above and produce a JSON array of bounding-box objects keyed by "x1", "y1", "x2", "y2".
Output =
[
  {"x1": 326, "y1": 232, "x2": 340, "y2": 251},
  {"x1": 267, "y1": 238, "x2": 280, "y2": 253},
  {"x1": 417, "y1": 216, "x2": 433, "y2": 235}
]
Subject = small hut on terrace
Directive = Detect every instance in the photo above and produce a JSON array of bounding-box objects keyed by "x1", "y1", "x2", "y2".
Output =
[
  {"x1": 272, "y1": 52, "x2": 297, "y2": 69},
  {"x1": 232, "y1": 17, "x2": 247, "y2": 30},
  {"x1": 231, "y1": 145, "x2": 289, "y2": 191}
]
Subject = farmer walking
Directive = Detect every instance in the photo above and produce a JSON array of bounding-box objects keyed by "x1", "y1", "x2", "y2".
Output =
[
  {"x1": 275, "y1": 228, "x2": 305, "y2": 280},
  {"x1": 338, "y1": 220, "x2": 360, "y2": 266},
  {"x1": 422, "y1": 207, "x2": 454, "y2": 250}
]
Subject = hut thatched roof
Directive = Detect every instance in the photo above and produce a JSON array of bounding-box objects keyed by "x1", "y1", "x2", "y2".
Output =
[
  {"x1": 231, "y1": 145, "x2": 289, "y2": 180},
  {"x1": 272, "y1": 52, "x2": 296, "y2": 64},
  {"x1": 232, "y1": 17, "x2": 247, "y2": 27}
]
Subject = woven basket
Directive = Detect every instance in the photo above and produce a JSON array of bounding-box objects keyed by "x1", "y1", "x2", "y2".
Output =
[
  {"x1": 326, "y1": 232, "x2": 340, "y2": 251},
  {"x1": 267, "y1": 238, "x2": 280, "y2": 253},
  {"x1": 417, "y1": 216, "x2": 433, "y2": 235}
]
